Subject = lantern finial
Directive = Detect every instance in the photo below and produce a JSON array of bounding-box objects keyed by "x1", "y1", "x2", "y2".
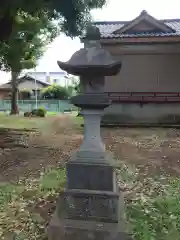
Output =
[{"x1": 85, "y1": 24, "x2": 101, "y2": 41}]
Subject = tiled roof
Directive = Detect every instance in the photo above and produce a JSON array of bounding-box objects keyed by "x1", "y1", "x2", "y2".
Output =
[
  {"x1": 0, "y1": 75, "x2": 50, "y2": 89},
  {"x1": 0, "y1": 82, "x2": 11, "y2": 89},
  {"x1": 93, "y1": 19, "x2": 180, "y2": 39}
]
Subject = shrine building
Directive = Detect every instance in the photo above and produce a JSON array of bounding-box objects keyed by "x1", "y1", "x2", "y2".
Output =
[{"x1": 84, "y1": 10, "x2": 180, "y2": 124}]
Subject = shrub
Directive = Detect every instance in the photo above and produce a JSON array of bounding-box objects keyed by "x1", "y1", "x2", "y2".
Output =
[
  {"x1": 24, "y1": 112, "x2": 32, "y2": 117},
  {"x1": 31, "y1": 107, "x2": 46, "y2": 117},
  {"x1": 41, "y1": 85, "x2": 70, "y2": 99}
]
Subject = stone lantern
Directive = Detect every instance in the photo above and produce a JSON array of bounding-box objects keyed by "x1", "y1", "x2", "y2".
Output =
[{"x1": 48, "y1": 25, "x2": 131, "y2": 240}]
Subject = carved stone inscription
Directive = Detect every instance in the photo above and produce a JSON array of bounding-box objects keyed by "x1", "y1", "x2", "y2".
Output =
[
  {"x1": 59, "y1": 191, "x2": 119, "y2": 223},
  {"x1": 66, "y1": 163, "x2": 114, "y2": 191}
]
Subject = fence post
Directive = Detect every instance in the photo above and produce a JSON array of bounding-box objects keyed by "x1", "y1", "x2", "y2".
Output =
[{"x1": 58, "y1": 100, "x2": 60, "y2": 113}]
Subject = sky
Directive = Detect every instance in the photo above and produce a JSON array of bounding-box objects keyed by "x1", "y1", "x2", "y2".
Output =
[{"x1": 0, "y1": 0, "x2": 180, "y2": 83}]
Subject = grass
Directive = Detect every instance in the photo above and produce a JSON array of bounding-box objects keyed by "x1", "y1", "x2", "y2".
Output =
[
  {"x1": 0, "y1": 115, "x2": 180, "y2": 239},
  {"x1": 0, "y1": 111, "x2": 79, "y2": 129},
  {"x1": 119, "y1": 164, "x2": 180, "y2": 239},
  {"x1": 0, "y1": 167, "x2": 66, "y2": 240},
  {"x1": 0, "y1": 164, "x2": 180, "y2": 239},
  {"x1": 0, "y1": 112, "x2": 49, "y2": 129},
  {"x1": 0, "y1": 115, "x2": 44, "y2": 129},
  {"x1": 127, "y1": 183, "x2": 180, "y2": 239}
]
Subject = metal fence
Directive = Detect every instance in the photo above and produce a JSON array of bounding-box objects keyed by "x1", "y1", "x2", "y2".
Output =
[{"x1": 0, "y1": 100, "x2": 77, "y2": 113}]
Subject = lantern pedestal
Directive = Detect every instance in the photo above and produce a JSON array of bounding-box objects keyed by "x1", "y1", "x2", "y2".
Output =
[
  {"x1": 48, "y1": 100, "x2": 130, "y2": 240},
  {"x1": 48, "y1": 213, "x2": 130, "y2": 240},
  {"x1": 48, "y1": 159, "x2": 130, "y2": 240}
]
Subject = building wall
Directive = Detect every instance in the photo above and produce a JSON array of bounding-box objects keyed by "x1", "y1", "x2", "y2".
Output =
[
  {"x1": 18, "y1": 81, "x2": 45, "y2": 91},
  {"x1": 26, "y1": 71, "x2": 68, "y2": 86},
  {"x1": 102, "y1": 43, "x2": 180, "y2": 122},
  {"x1": 104, "y1": 103, "x2": 180, "y2": 123},
  {"x1": 0, "y1": 80, "x2": 48, "y2": 101},
  {"x1": 0, "y1": 90, "x2": 10, "y2": 100},
  {"x1": 104, "y1": 43, "x2": 180, "y2": 92}
]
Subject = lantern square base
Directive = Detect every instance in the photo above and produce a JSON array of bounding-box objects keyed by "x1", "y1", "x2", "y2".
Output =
[{"x1": 48, "y1": 211, "x2": 132, "y2": 240}]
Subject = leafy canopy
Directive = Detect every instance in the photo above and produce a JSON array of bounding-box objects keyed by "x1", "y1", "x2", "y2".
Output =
[
  {"x1": 0, "y1": 0, "x2": 107, "y2": 40},
  {"x1": 0, "y1": 11, "x2": 60, "y2": 72},
  {"x1": 41, "y1": 85, "x2": 70, "y2": 100}
]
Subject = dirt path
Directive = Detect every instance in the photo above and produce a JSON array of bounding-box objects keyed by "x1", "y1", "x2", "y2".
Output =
[
  {"x1": 1, "y1": 116, "x2": 180, "y2": 182},
  {"x1": 0, "y1": 116, "x2": 82, "y2": 182},
  {"x1": 103, "y1": 128, "x2": 180, "y2": 176}
]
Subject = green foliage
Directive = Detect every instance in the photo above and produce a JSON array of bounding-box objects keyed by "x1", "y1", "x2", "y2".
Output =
[
  {"x1": 0, "y1": 167, "x2": 66, "y2": 239},
  {"x1": 31, "y1": 107, "x2": 46, "y2": 117},
  {"x1": 66, "y1": 76, "x2": 80, "y2": 96},
  {"x1": 0, "y1": 11, "x2": 60, "y2": 114},
  {"x1": 40, "y1": 168, "x2": 66, "y2": 194},
  {"x1": 0, "y1": 11, "x2": 60, "y2": 72},
  {"x1": 41, "y1": 85, "x2": 70, "y2": 100},
  {"x1": 66, "y1": 85, "x2": 75, "y2": 96},
  {"x1": 72, "y1": 77, "x2": 81, "y2": 94},
  {"x1": 1, "y1": 164, "x2": 180, "y2": 239},
  {"x1": 127, "y1": 183, "x2": 180, "y2": 239},
  {"x1": 74, "y1": 82, "x2": 81, "y2": 93},
  {"x1": 118, "y1": 163, "x2": 180, "y2": 240},
  {"x1": 0, "y1": 0, "x2": 106, "y2": 41}
]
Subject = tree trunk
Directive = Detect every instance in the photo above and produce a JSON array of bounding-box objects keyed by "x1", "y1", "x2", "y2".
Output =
[{"x1": 10, "y1": 71, "x2": 19, "y2": 115}]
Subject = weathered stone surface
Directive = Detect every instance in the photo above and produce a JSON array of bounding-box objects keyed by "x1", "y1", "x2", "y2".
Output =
[
  {"x1": 71, "y1": 94, "x2": 110, "y2": 109},
  {"x1": 48, "y1": 213, "x2": 132, "y2": 240},
  {"x1": 66, "y1": 163, "x2": 116, "y2": 191},
  {"x1": 79, "y1": 76, "x2": 105, "y2": 94},
  {"x1": 49, "y1": 24, "x2": 126, "y2": 240},
  {"x1": 58, "y1": 190, "x2": 119, "y2": 223},
  {"x1": 78, "y1": 109, "x2": 105, "y2": 153},
  {"x1": 57, "y1": 26, "x2": 121, "y2": 76},
  {"x1": 70, "y1": 151, "x2": 117, "y2": 166}
]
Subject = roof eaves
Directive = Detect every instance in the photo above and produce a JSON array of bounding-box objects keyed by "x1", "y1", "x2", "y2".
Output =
[
  {"x1": 15, "y1": 76, "x2": 50, "y2": 88},
  {"x1": 93, "y1": 20, "x2": 127, "y2": 25},
  {"x1": 161, "y1": 18, "x2": 180, "y2": 23},
  {"x1": 113, "y1": 11, "x2": 175, "y2": 35}
]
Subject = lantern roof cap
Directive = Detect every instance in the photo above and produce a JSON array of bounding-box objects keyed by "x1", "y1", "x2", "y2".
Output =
[{"x1": 57, "y1": 25, "x2": 122, "y2": 76}]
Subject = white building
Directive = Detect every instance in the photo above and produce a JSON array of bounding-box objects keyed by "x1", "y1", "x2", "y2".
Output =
[{"x1": 26, "y1": 71, "x2": 69, "y2": 86}]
